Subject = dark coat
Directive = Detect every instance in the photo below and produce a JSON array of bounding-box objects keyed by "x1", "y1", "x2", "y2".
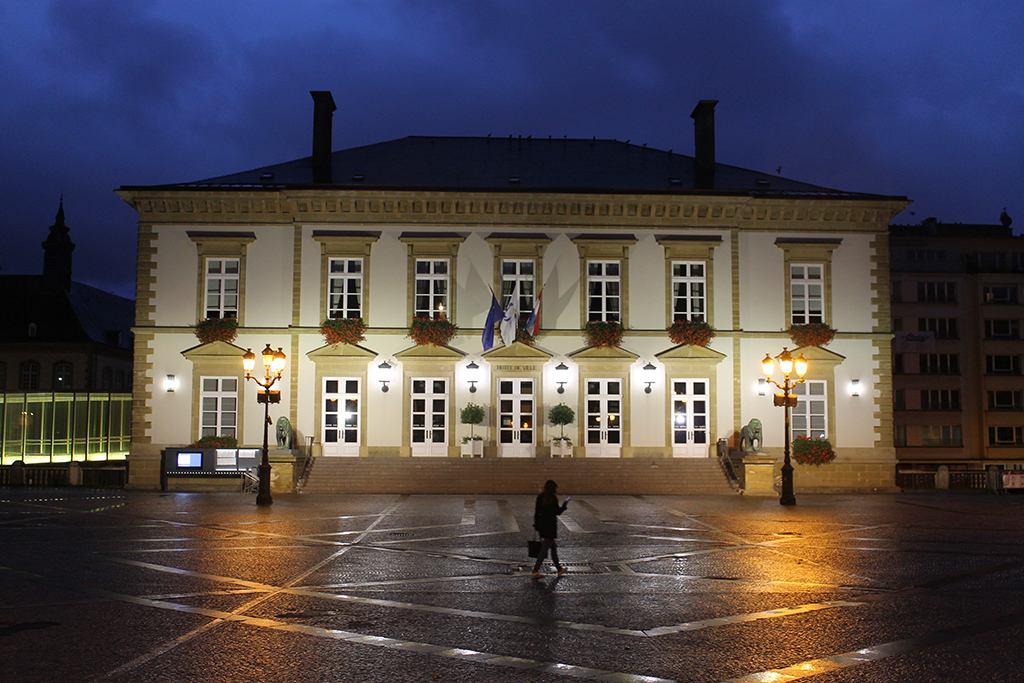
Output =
[{"x1": 533, "y1": 493, "x2": 567, "y2": 539}]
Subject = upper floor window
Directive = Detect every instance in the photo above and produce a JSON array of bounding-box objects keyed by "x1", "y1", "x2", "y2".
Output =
[
  {"x1": 54, "y1": 362, "x2": 73, "y2": 391},
  {"x1": 328, "y1": 258, "x2": 363, "y2": 319},
  {"x1": 501, "y1": 259, "x2": 536, "y2": 323},
  {"x1": 989, "y1": 426, "x2": 1023, "y2": 446},
  {"x1": 907, "y1": 249, "x2": 945, "y2": 261},
  {"x1": 101, "y1": 367, "x2": 113, "y2": 390},
  {"x1": 671, "y1": 262, "x2": 706, "y2": 322},
  {"x1": 894, "y1": 354, "x2": 905, "y2": 374},
  {"x1": 986, "y1": 355, "x2": 1021, "y2": 375},
  {"x1": 587, "y1": 261, "x2": 621, "y2": 323},
  {"x1": 921, "y1": 354, "x2": 959, "y2": 374},
  {"x1": 114, "y1": 370, "x2": 126, "y2": 391},
  {"x1": 989, "y1": 390, "x2": 1022, "y2": 411},
  {"x1": 985, "y1": 319, "x2": 1019, "y2": 339},
  {"x1": 205, "y1": 258, "x2": 239, "y2": 319},
  {"x1": 891, "y1": 281, "x2": 903, "y2": 303},
  {"x1": 415, "y1": 259, "x2": 449, "y2": 319},
  {"x1": 894, "y1": 389, "x2": 906, "y2": 411},
  {"x1": 790, "y1": 264, "x2": 824, "y2": 325},
  {"x1": 20, "y1": 361, "x2": 39, "y2": 391},
  {"x1": 920, "y1": 317, "x2": 958, "y2": 339},
  {"x1": 983, "y1": 286, "x2": 1018, "y2": 304},
  {"x1": 792, "y1": 380, "x2": 827, "y2": 439},
  {"x1": 922, "y1": 425, "x2": 962, "y2": 447},
  {"x1": 917, "y1": 282, "x2": 956, "y2": 303},
  {"x1": 920, "y1": 389, "x2": 960, "y2": 411},
  {"x1": 200, "y1": 377, "x2": 237, "y2": 438}
]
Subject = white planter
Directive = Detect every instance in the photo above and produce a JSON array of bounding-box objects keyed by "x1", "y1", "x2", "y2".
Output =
[
  {"x1": 551, "y1": 440, "x2": 573, "y2": 458},
  {"x1": 461, "y1": 440, "x2": 484, "y2": 457}
]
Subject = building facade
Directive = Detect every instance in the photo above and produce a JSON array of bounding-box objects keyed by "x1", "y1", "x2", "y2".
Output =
[
  {"x1": 891, "y1": 216, "x2": 1024, "y2": 480},
  {"x1": 118, "y1": 93, "x2": 908, "y2": 492}
]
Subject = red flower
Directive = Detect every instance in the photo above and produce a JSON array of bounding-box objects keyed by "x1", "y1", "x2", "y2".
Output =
[
  {"x1": 788, "y1": 323, "x2": 836, "y2": 348},
  {"x1": 321, "y1": 317, "x2": 367, "y2": 345},
  {"x1": 792, "y1": 435, "x2": 836, "y2": 466},
  {"x1": 668, "y1": 320, "x2": 716, "y2": 347},
  {"x1": 409, "y1": 317, "x2": 459, "y2": 346},
  {"x1": 194, "y1": 318, "x2": 237, "y2": 344}
]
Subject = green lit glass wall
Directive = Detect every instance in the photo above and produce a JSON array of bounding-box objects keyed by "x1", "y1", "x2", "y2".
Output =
[{"x1": 1, "y1": 393, "x2": 131, "y2": 465}]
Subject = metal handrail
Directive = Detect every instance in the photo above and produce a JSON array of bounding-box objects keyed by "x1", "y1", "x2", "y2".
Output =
[{"x1": 240, "y1": 470, "x2": 260, "y2": 494}]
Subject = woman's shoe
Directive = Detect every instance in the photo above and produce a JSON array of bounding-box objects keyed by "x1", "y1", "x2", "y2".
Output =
[
  {"x1": 557, "y1": 567, "x2": 568, "y2": 576},
  {"x1": 531, "y1": 571, "x2": 544, "y2": 578}
]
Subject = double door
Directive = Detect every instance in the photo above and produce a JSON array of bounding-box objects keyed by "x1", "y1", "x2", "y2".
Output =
[
  {"x1": 498, "y1": 378, "x2": 534, "y2": 457},
  {"x1": 411, "y1": 378, "x2": 448, "y2": 456},
  {"x1": 322, "y1": 378, "x2": 360, "y2": 456},
  {"x1": 671, "y1": 378, "x2": 708, "y2": 457},
  {"x1": 585, "y1": 379, "x2": 622, "y2": 457}
]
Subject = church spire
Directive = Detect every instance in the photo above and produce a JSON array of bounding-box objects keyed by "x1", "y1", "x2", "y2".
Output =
[{"x1": 42, "y1": 196, "x2": 75, "y2": 292}]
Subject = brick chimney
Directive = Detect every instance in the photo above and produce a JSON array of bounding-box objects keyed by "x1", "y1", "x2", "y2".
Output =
[
  {"x1": 311, "y1": 91, "x2": 336, "y2": 184},
  {"x1": 690, "y1": 100, "x2": 718, "y2": 189}
]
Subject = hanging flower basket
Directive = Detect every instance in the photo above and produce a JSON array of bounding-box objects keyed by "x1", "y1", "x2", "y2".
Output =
[
  {"x1": 192, "y1": 434, "x2": 238, "y2": 449},
  {"x1": 515, "y1": 327, "x2": 536, "y2": 346},
  {"x1": 583, "y1": 320, "x2": 624, "y2": 348},
  {"x1": 194, "y1": 317, "x2": 238, "y2": 344},
  {"x1": 409, "y1": 317, "x2": 459, "y2": 347},
  {"x1": 792, "y1": 435, "x2": 836, "y2": 466},
  {"x1": 668, "y1": 319, "x2": 716, "y2": 347},
  {"x1": 788, "y1": 323, "x2": 836, "y2": 348},
  {"x1": 320, "y1": 317, "x2": 367, "y2": 345}
]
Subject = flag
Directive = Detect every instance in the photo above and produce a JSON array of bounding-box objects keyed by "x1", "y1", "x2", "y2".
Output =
[
  {"x1": 481, "y1": 287, "x2": 504, "y2": 352},
  {"x1": 499, "y1": 282, "x2": 519, "y2": 347},
  {"x1": 525, "y1": 287, "x2": 543, "y2": 337}
]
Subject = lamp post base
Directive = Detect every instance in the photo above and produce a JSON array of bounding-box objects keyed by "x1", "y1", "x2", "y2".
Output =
[
  {"x1": 780, "y1": 460, "x2": 796, "y2": 506},
  {"x1": 256, "y1": 462, "x2": 273, "y2": 506}
]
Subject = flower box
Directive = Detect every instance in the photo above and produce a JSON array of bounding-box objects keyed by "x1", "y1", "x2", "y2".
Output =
[
  {"x1": 583, "y1": 320, "x2": 624, "y2": 348},
  {"x1": 194, "y1": 318, "x2": 238, "y2": 344},
  {"x1": 667, "y1": 319, "x2": 715, "y2": 347},
  {"x1": 792, "y1": 435, "x2": 836, "y2": 466},
  {"x1": 461, "y1": 438, "x2": 484, "y2": 457},
  {"x1": 551, "y1": 438, "x2": 573, "y2": 458},
  {"x1": 788, "y1": 323, "x2": 836, "y2": 348},
  {"x1": 320, "y1": 317, "x2": 367, "y2": 345},
  {"x1": 410, "y1": 317, "x2": 459, "y2": 346}
]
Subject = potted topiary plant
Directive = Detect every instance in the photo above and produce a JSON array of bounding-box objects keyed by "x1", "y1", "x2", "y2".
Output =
[
  {"x1": 460, "y1": 402, "x2": 485, "y2": 457},
  {"x1": 548, "y1": 403, "x2": 575, "y2": 457}
]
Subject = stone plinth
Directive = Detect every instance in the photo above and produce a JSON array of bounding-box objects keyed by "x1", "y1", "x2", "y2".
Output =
[{"x1": 742, "y1": 452, "x2": 777, "y2": 496}]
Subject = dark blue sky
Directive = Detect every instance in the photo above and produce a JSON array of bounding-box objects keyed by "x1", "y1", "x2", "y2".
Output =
[{"x1": 2, "y1": 1, "x2": 1021, "y2": 299}]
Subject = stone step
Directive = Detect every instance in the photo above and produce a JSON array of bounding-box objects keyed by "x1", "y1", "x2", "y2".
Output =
[{"x1": 300, "y1": 457, "x2": 738, "y2": 495}]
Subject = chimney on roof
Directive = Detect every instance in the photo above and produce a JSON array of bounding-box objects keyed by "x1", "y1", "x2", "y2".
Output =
[
  {"x1": 311, "y1": 91, "x2": 336, "y2": 184},
  {"x1": 42, "y1": 197, "x2": 75, "y2": 293},
  {"x1": 690, "y1": 100, "x2": 718, "y2": 189}
]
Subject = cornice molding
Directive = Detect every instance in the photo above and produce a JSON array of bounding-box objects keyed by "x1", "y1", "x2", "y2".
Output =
[{"x1": 116, "y1": 188, "x2": 909, "y2": 232}]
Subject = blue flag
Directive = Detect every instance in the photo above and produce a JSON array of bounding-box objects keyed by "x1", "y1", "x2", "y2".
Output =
[{"x1": 481, "y1": 287, "x2": 504, "y2": 351}]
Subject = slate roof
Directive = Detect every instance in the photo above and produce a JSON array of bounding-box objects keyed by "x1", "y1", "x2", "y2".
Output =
[
  {"x1": 0, "y1": 276, "x2": 134, "y2": 347},
  {"x1": 133, "y1": 136, "x2": 899, "y2": 200}
]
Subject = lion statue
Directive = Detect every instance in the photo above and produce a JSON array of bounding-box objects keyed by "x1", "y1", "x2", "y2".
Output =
[
  {"x1": 739, "y1": 418, "x2": 763, "y2": 453},
  {"x1": 275, "y1": 416, "x2": 293, "y2": 450}
]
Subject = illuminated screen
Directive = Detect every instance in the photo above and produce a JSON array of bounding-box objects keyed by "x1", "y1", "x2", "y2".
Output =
[{"x1": 176, "y1": 452, "x2": 203, "y2": 468}]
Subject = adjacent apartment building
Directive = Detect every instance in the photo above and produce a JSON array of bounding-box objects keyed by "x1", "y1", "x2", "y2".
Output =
[
  {"x1": 117, "y1": 92, "x2": 908, "y2": 492},
  {"x1": 890, "y1": 214, "x2": 1024, "y2": 481}
]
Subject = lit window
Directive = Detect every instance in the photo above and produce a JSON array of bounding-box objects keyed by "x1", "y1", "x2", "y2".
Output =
[
  {"x1": 328, "y1": 258, "x2": 363, "y2": 319},
  {"x1": 205, "y1": 258, "x2": 240, "y2": 319},
  {"x1": 414, "y1": 259, "x2": 449, "y2": 319},
  {"x1": 54, "y1": 362, "x2": 73, "y2": 391},
  {"x1": 790, "y1": 265, "x2": 823, "y2": 325},
  {"x1": 671, "y1": 262, "x2": 706, "y2": 322},
  {"x1": 587, "y1": 261, "x2": 621, "y2": 322},
  {"x1": 501, "y1": 259, "x2": 535, "y2": 323},
  {"x1": 200, "y1": 377, "x2": 238, "y2": 438},
  {"x1": 791, "y1": 380, "x2": 827, "y2": 439}
]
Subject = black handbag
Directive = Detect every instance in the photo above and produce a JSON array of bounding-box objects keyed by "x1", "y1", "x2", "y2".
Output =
[{"x1": 528, "y1": 534, "x2": 541, "y2": 558}]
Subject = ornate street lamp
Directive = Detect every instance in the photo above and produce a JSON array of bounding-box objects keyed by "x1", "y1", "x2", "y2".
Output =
[
  {"x1": 243, "y1": 344, "x2": 287, "y2": 506},
  {"x1": 760, "y1": 347, "x2": 808, "y2": 506}
]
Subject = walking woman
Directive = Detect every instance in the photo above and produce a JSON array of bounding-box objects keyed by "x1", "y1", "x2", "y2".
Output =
[{"x1": 532, "y1": 479, "x2": 569, "y2": 578}]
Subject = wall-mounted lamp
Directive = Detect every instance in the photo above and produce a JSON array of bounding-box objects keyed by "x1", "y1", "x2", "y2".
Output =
[
  {"x1": 466, "y1": 360, "x2": 480, "y2": 393},
  {"x1": 165, "y1": 374, "x2": 178, "y2": 393},
  {"x1": 758, "y1": 378, "x2": 767, "y2": 396},
  {"x1": 378, "y1": 360, "x2": 394, "y2": 392},
  {"x1": 850, "y1": 379, "x2": 861, "y2": 397},
  {"x1": 643, "y1": 362, "x2": 657, "y2": 394},
  {"x1": 555, "y1": 362, "x2": 569, "y2": 394}
]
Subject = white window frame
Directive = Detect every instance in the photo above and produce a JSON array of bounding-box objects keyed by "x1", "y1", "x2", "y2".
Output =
[
  {"x1": 790, "y1": 264, "x2": 824, "y2": 325},
  {"x1": 671, "y1": 262, "x2": 707, "y2": 322},
  {"x1": 792, "y1": 380, "x2": 827, "y2": 439},
  {"x1": 54, "y1": 361, "x2": 73, "y2": 391},
  {"x1": 501, "y1": 259, "x2": 536, "y2": 322},
  {"x1": 586, "y1": 260, "x2": 622, "y2": 323},
  {"x1": 200, "y1": 377, "x2": 238, "y2": 438},
  {"x1": 205, "y1": 257, "x2": 240, "y2": 320},
  {"x1": 414, "y1": 258, "x2": 450, "y2": 320},
  {"x1": 327, "y1": 257, "x2": 364, "y2": 320}
]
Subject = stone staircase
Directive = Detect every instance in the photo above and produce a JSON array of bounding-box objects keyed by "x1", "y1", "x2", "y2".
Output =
[{"x1": 300, "y1": 457, "x2": 738, "y2": 495}]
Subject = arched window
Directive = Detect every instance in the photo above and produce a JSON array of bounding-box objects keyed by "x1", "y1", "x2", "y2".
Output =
[
  {"x1": 54, "y1": 362, "x2": 73, "y2": 391},
  {"x1": 20, "y1": 361, "x2": 40, "y2": 390}
]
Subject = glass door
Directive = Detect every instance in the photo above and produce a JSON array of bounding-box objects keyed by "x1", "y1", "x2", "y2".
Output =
[
  {"x1": 671, "y1": 379, "x2": 708, "y2": 457},
  {"x1": 498, "y1": 378, "x2": 534, "y2": 457},
  {"x1": 585, "y1": 379, "x2": 622, "y2": 457},
  {"x1": 411, "y1": 378, "x2": 448, "y2": 456},
  {"x1": 322, "y1": 378, "x2": 360, "y2": 456}
]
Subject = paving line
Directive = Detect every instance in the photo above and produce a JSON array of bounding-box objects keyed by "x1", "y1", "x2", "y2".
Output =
[
  {"x1": 496, "y1": 499, "x2": 520, "y2": 532},
  {"x1": 718, "y1": 606, "x2": 1024, "y2": 683},
  {"x1": 462, "y1": 499, "x2": 476, "y2": 525},
  {"x1": 560, "y1": 511, "x2": 586, "y2": 533}
]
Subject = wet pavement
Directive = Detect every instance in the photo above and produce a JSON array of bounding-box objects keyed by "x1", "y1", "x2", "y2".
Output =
[{"x1": 2, "y1": 489, "x2": 1023, "y2": 682}]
